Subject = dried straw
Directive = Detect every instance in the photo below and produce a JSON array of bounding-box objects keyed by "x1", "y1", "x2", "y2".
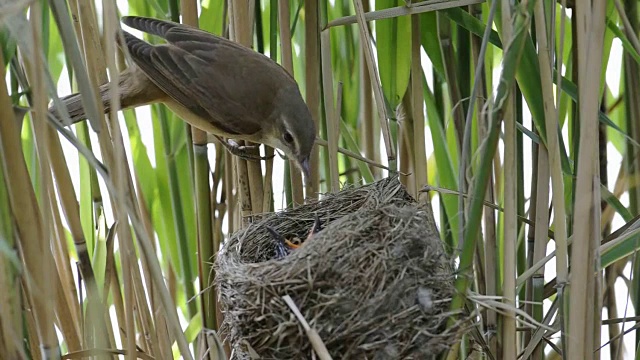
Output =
[{"x1": 216, "y1": 177, "x2": 461, "y2": 359}]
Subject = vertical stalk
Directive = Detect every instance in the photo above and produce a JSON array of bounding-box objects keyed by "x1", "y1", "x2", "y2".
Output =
[
  {"x1": 180, "y1": 0, "x2": 216, "y2": 330},
  {"x1": 321, "y1": 29, "x2": 340, "y2": 192},
  {"x1": 567, "y1": 0, "x2": 606, "y2": 358},
  {"x1": 352, "y1": 0, "x2": 396, "y2": 170},
  {"x1": 619, "y1": 0, "x2": 640, "y2": 349},
  {"x1": 305, "y1": 0, "x2": 321, "y2": 197},
  {"x1": 450, "y1": 0, "x2": 536, "y2": 329},
  {"x1": 278, "y1": 0, "x2": 305, "y2": 204},
  {"x1": 500, "y1": 0, "x2": 517, "y2": 355},
  {"x1": 359, "y1": 0, "x2": 380, "y2": 179},
  {"x1": 399, "y1": 94, "x2": 415, "y2": 196},
  {"x1": 230, "y1": 0, "x2": 263, "y2": 221},
  {"x1": 0, "y1": 136, "x2": 22, "y2": 358},
  {"x1": 534, "y1": 0, "x2": 569, "y2": 354}
]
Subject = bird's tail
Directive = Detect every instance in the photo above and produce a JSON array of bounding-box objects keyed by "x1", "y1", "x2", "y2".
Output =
[{"x1": 48, "y1": 67, "x2": 160, "y2": 125}]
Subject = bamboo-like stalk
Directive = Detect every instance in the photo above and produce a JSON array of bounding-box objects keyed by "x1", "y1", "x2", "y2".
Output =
[
  {"x1": 0, "y1": 46, "x2": 56, "y2": 356},
  {"x1": 193, "y1": 142, "x2": 217, "y2": 328},
  {"x1": 352, "y1": 0, "x2": 396, "y2": 169},
  {"x1": 305, "y1": 0, "x2": 321, "y2": 197},
  {"x1": 47, "y1": 109, "x2": 107, "y2": 344},
  {"x1": 22, "y1": 285, "x2": 41, "y2": 360},
  {"x1": 620, "y1": 0, "x2": 640, "y2": 351},
  {"x1": 234, "y1": 0, "x2": 264, "y2": 216},
  {"x1": 466, "y1": 5, "x2": 497, "y2": 354},
  {"x1": 225, "y1": 150, "x2": 237, "y2": 233},
  {"x1": 533, "y1": 0, "x2": 569, "y2": 355},
  {"x1": 278, "y1": 0, "x2": 305, "y2": 204},
  {"x1": 532, "y1": 146, "x2": 551, "y2": 359},
  {"x1": 49, "y1": 129, "x2": 193, "y2": 359},
  {"x1": 64, "y1": 0, "x2": 101, "y2": 267},
  {"x1": 321, "y1": 29, "x2": 340, "y2": 192},
  {"x1": 49, "y1": 0, "x2": 102, "y2": 132},
  {"x1": 484, "y1": 97, "x2": 500, "y2": 358},
  {"x1": 103, "y1": 2, "x2": 159, "y2": 357},
  {"x1": 532, "y1": 274, "x2": 545, "y2": 358},
  {"x1": 450, "y1": 0, "x2": 536, "y2": 325},
  {"x1": 47, "y1": 131, "x2": 86, "y2": 350},
  {"x1": 180, "y1": 0, "x2": 217, "y2": 333},
  {"x1": 614, "y1": 0, "x2": 640, "y2": 56},
  {"x1": 568, "y1": 1, "x2": 606, "y2": 357},
  {"x1": 134, "y1": 173, "x2": 172, "y2": 359},
  {"x1": 437, "y1": 14, "x2": 464, "y2": 146},
  {"x1": 399, "y1": 94, "x2": 415, "y2": 196},
  {"x1": 157, "y1": 109, "x2": 198, "y2": 322},
  {"x1": 102, "y1": 9, "x2": 139, "y2": 359},
  {"x1": 154, "y1": 3, "x2": 198, "y2": 321},
  {"x1": 358, "y1": 0, "x2": 380, "y2": 180},
  {"x1": 28, "y1": 6, "x2": 59, "y2": 354},
  {"x1": 46, "y1": 115, "x2": 102, "y2": 335},
  {"x1": 0, "y1": 131, "x2": 22, "y2": 359},
  {"x1": 411, "y1": 14, "x2": 427, "y2": 197},
  {"x1": 500, "y1": 1, "x2": 517, "y2": 356},
  {"x1": 115, "y1": 25, "x2": 166, "y2": 360},
  {"x1": 211, "y1": 144, "x2": 228, "y2": 350},
  {"x1": 67, "y1": 2, "x2": 134, "y2": 350},
  {"x1": 325, "y1": 0, "x2": 484, "y2": 29},
  {"x1": 482, "y1": 159, "x2": 498, "y2": 358},
  {"x1": 605, "y1": 264, "x2": 623, "y2": 360},
  {"x1": 229, "y1": 0, "x2": 261, "y2": 224}
]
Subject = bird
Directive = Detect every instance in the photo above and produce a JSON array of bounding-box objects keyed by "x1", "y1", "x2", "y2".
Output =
[
  {"x1": 48, "y1": 16, "x2": 316, "y2": 183},
  {"x1": 265, "y1": 214, "x2": 323, "y2": 259}
]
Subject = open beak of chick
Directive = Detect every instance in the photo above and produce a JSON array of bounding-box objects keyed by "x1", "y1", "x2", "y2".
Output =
[{"x1": 265, "y1": 214, "x2": 323, "y2": 259}]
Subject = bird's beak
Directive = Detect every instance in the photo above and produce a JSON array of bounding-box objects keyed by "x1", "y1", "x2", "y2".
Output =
[{"x1": 299, "y1": 156, "x2": 311, "y2": 186}]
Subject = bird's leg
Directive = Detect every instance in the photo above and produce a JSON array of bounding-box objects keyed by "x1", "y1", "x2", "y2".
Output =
[{"x1": 214, "y1": 135, "x2": 275, "y2": 161}]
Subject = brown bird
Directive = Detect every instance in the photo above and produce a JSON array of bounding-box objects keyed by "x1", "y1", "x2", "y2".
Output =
[{"x1": 49, "y1": 16, "x2": 315, "y2": 182}]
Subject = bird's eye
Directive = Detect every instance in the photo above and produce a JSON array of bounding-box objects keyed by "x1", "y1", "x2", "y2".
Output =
[{"x1": 283, "y1": 131, "x2": 294, "y2": 144}]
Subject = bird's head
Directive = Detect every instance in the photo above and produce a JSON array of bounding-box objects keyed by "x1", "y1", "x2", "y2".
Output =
[{"x1": 265, "y1": 86, "x2": 316, "y2": 186}]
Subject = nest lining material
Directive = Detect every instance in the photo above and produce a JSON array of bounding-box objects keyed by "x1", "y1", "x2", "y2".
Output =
[{"x1": 215, "y1": 177, "x2": 460, "y2": 359}]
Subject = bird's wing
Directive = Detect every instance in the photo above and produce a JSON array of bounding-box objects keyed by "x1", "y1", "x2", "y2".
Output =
[{"x1": 123, "y1": 31, "x2": 263, "y2": 135}]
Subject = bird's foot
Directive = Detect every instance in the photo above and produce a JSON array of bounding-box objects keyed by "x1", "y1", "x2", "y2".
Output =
[{"x1": 215, "y1": 136, "x2": 275, "y2": 161}]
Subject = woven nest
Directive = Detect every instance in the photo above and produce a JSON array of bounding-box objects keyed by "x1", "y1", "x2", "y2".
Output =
[{"x1": 216, "y1": 177, "x2": 460, "y2": 359}]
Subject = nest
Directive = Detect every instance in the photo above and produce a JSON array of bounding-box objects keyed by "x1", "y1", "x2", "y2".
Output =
[{"x1": 216, "y1": 177, "x2": 460, "y2": 359}]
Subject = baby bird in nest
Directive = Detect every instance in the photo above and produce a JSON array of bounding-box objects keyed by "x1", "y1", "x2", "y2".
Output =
[{"x1": 265, "y1": 214, "x2": 323, "y2": 259}]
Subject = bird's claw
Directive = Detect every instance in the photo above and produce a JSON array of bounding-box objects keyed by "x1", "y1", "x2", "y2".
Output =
[
  {"x1": 227, "y1": 139, "x2": 258, "y2": 151},
  {"x1": 275, "y1": 149, "x2": 287, "y2": 160},
  {"x1": 215, "y1": 136, "x2": 276, "y2": 161}
]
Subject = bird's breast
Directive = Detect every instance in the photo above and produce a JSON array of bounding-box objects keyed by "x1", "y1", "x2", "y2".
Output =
[{"x1": 163, "y1": 98, "x2": 262, "y2": 142}]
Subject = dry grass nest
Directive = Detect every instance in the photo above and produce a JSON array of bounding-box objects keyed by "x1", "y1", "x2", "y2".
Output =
[{"x1": 215, "y1": 177, "x2": 463, "y2": 359}]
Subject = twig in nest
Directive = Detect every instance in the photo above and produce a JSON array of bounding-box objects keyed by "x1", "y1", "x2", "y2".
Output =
[
  {"x1": 282, "y1": 295, "x2": 333, "y2": 360},
  {"x1": 315, "y1": 137, "x2": 400, "y2": 173}
]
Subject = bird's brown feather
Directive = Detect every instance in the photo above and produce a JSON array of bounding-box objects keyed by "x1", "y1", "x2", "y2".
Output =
[{"x1": 121, "y1": 17, "x2": 299, "y2": 137}]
